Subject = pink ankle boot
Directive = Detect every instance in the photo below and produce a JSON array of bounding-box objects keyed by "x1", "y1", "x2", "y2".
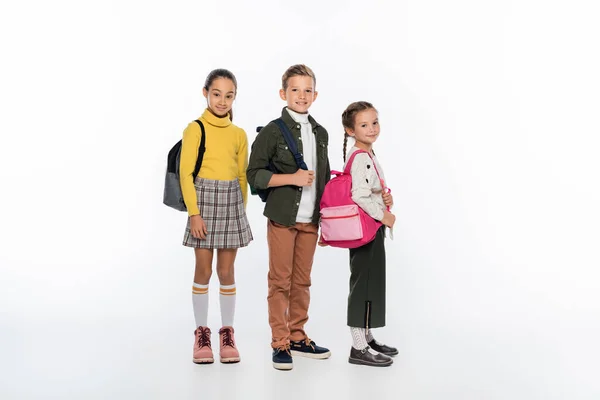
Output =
[
  {"x1": 219, "y1": 326, "x2": 240, "y2": 363},
  {"x1": 193, "y1": 326, "x2": 214, "y2": 364}
]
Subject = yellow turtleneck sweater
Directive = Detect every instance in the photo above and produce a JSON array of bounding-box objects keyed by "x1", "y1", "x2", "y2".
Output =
[{"x1": 179, "y1": 109, "x2": 248, "y2": 216}]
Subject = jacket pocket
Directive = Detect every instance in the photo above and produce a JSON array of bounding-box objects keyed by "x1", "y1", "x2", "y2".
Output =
[{"x1": 276, "y1": 143, "x2": 296, "y2": 169}]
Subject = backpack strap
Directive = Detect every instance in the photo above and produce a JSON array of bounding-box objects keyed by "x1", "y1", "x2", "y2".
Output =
[
  {"x1": 192, "y1": 120, "x2": 206, "y2": 180},
  {"x1": 344, "y1": 149, "x2": 392, "y2": 211},
  {"x1": 343, "y1": 149, "x2": 368, "y2": 174},
  {"x1": 345, "y1": 149, "x2": 391, "y2": 210},
  {"x1": 273, "y1": 118, "x2": 308, "y2": 170},
  {"x1": 344, "y1": 149, "x2": 386, "y2": 188}
]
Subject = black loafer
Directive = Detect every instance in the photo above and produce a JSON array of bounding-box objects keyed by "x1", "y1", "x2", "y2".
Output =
[
  {"x1": 348, "y1": 346, "x2": 393, "y2": 367},
  {"x1": 368, "y1": 340, "x2": 399, "y2": 356}
]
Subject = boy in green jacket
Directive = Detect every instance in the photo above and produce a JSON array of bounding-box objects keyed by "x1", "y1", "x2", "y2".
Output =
[{"x1": 247, "y1": 64, "x2": 331, "y2": 370}]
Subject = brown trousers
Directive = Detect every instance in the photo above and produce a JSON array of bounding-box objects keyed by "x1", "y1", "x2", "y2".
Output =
[{"x1": 267, "y1": 219, "x2": 318, "y2": 349}]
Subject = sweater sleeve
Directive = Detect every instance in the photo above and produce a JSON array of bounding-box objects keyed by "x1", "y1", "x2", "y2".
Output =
[
  {"x1": 237, "y1": 128, "x2": 249, "y2": 207},
  {"x1": 350, "y1": 153, "x2": 384, "y2": 221},
  {"x1": 179, "y1": 122, "x2": 200, "y2": 216}
]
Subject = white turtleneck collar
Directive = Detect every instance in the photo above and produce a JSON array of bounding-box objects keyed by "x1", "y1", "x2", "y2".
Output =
[{"x1": 286, "y1": 107, "x2": 310, "y2": 124}]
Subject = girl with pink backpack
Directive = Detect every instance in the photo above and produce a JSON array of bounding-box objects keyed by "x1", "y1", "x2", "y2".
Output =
[{"x1": 320, "y1": 101, "x2": 397, "y2": 367}]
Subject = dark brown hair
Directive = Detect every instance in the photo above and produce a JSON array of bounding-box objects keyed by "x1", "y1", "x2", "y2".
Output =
[
  {"x1": 281, "y1": 64, "x2": 316, "y2": 91},
  {"x1": 341, "y1": 101, "x2": 377, "y2": 162},
  {"x1": 204, "y1": 69, "x2": 238, "y2": 120}
]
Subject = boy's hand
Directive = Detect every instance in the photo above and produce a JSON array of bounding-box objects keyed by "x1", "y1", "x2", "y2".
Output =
[
  {"x1": 318, "y1": 234, "x2": 328, "y2": 247},
  {"x1": 382, "y1": 192, "x2": 393, "y2": 207},
  {"x1": 292, "y1": 169, "x2": 315, "y2": 186},
  {"x1": 190, "y1": 215, "x2": 208, "y2": 239},
  {"x1": 381, "y1": 210, "x2": 396, "y2": 229}
]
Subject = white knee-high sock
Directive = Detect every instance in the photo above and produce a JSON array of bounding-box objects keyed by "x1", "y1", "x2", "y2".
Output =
[
  {"x1": 219, "y1": 284, "x2": 236, "y2": 327},
  {"x1": 366, "y1": 328, "x2": 384, "y2": 345},
  {"x1": 192, "y1": 283, "x2": 209, "y2": 328},
  {"x1": 350, "y1": 327, "x2": 378, "y2": 355},
  {"x1": 366, "y1": 328, "x2": 375, "y2": 342}
]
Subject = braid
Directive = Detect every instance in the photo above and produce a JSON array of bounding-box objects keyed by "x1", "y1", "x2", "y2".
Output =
[{"x1": 343, "y1": 133, "x2": 349, "y2": 163}]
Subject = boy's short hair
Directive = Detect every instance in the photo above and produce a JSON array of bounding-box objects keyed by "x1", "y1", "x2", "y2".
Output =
[{"x1": 281, "y1": 64, "x2": 316, "y2": 90}]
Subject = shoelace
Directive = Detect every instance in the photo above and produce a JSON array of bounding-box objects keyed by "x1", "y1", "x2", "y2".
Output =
[
  {"x1": 276, "y1": 343, "x2": 291, "y2": 356},
  {"x1": 221, "y1": 328, "x2": 235, "y2": 348},
  {"x1": 197, "y1": 328, "x2": 211, "y2": 348},
  {"x1": 303, "y1": 338, "x2": 315, "y2": 351}
]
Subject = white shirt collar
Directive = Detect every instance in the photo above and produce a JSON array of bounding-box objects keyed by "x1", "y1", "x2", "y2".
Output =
[{"x1": 286, "y1": 107, "x2": 310, "y2": 124}]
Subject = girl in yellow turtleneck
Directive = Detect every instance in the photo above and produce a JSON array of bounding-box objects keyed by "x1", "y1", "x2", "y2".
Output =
[{"x1": 180, "y1": 69, "x2": 253, "y2": 365}]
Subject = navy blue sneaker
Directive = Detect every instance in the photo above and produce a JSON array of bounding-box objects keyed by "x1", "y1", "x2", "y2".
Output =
[
  {"x1": 290, "y1": 338, "x2": 331, "y2": 359},
  {"x1": 272, "y1": 346, "x2": 293, "y2": 370}
]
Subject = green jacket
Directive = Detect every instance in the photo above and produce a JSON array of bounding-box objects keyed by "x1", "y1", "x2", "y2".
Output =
[{"x1": 247, "y1": 108, "x2": 331, "y2": 226}]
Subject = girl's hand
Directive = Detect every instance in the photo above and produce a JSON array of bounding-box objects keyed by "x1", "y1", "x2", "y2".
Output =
[
  {"x1": 382, "y1": 192, "x2": 393, "y2": 207},
  {"x1": 381, "y1": 210, "x2": 396, "y2": 228},
  {"x1": 190, "y1": 215, "x2": 208, "y2": 239}
]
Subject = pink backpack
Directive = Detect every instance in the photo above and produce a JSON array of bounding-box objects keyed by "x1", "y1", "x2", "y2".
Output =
[{"x1": 319, "y1": 150, "x2": 388, "y2": 249}]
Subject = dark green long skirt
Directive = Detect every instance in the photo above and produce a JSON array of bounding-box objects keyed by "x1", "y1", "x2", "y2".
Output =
[{"x1": 347, "y1": 226, "x2": 386, "y2": 328}]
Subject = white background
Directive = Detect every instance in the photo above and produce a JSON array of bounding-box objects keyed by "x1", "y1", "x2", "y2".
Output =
[{"x1": 1, "y1": 0, "x2": 599, "y2": 399}]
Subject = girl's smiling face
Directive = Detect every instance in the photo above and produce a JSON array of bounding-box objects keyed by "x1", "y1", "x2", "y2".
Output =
[
  {"x1": 203, "y1": 77, "x2": 236, "y2": 117},
  {"x1": 346, "y1": 108, "x2": 380, "y2": 147}
]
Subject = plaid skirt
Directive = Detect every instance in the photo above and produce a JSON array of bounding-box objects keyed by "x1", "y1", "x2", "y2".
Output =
[{"x1": 183, "y1": 178, "x2": 253, "y2": 249}]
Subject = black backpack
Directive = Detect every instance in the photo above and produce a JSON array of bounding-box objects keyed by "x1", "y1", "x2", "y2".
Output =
[
  {"x1": 250, "y1": 119, "x2": 307, "y2": 202},
  {"x1": 163, "y1": 120, "x2": 206, "y2": 211}
]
